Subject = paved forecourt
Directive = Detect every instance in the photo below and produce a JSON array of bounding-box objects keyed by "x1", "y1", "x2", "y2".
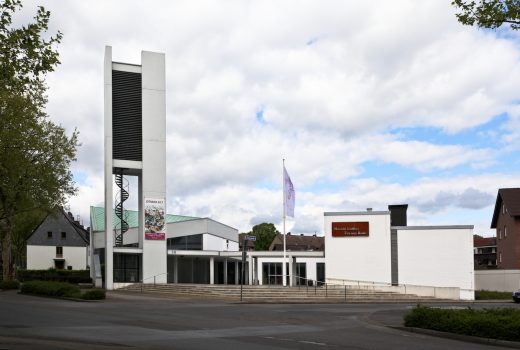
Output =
[{"x1": 0, "y1": 290, "x2": 518, "y2": 350}]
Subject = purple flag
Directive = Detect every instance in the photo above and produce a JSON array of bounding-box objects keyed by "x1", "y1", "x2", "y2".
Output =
[{"x1": 284, "y1": 166, "x2": 295, "y2": 217}]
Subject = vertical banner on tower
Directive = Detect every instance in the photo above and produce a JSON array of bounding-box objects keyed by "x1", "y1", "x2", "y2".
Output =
[{"x1": 144, "y1": 198, "x2": 166, "y2": 240}]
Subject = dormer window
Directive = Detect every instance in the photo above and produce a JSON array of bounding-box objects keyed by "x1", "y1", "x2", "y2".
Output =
[
  {"x1": 61, "y1": 232, "x2": 66, "y2": 239},
  {"x1": 47, "y1": 231, "x2": 52, "y2": 239}
]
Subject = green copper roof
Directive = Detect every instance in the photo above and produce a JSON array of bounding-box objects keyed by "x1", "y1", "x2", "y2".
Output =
[{"x1": 90, "y1": 206, "x2": 199, "y2": 232}]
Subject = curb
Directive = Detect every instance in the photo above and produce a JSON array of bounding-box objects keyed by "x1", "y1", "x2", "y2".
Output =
[
  {"x1": 18, "y1": 292, "x2": 104, "y2": 302},
  {"x1": 392, "y1": 326, "x2": 520, "y2": 349}
]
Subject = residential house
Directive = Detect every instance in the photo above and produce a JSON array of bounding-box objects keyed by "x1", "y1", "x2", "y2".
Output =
[
  {"x1": 26, "y1": 208, "x2": 90, "y2": 270},
  {"x1": 473, "y1": 237, "x2": 497, "y2": 269},
  {"x1": 268, "y1": 233, "x2": 324, "y2": 252},
  {"x1": 491, "y1": 188, "x2": 520, "y2": 269}
]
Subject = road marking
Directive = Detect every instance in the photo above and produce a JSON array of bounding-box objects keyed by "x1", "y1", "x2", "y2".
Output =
[{"x1": 299, "y1": 340, "x2": 328, "y2": 346}]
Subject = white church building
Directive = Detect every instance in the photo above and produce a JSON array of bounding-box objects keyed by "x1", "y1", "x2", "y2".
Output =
[{"x1": 92, "y1": 46, "x2": 475, "y2": 300}]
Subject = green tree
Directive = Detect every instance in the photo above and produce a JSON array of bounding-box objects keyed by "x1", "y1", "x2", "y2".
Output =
[
  {"x1": 452, "y1": 0, "x2": 520, "y2": 30},
  {"x1": 0, "y1": 0, "x2": 78, "y2": 280},
  {"x1": 247, "y1": 223, "x2": 280, "y2": 251}
]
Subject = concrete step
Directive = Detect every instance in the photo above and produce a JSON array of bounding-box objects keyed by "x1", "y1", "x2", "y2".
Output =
[{"x1": 117, "y1": 283, "x2": 443, "y2": 302}]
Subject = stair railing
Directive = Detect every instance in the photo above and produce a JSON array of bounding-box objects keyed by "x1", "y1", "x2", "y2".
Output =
[{"x1": 139, "y1": 272, "x2": 170, "y2": 292}]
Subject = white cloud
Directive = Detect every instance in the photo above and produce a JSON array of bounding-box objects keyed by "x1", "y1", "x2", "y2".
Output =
[{"x1": 14, "y1": 0, "x2": 519, "y2": 235}]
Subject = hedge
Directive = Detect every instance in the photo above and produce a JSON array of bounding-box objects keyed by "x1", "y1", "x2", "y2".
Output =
[
  {"x1": 21, "y1": 280, "x2": 81, "y2": 298},
  {"x1": 0, "y1": 279, "x2": 20, "y2": 290},
  {"x1": 81, "y1": 288, "x2": 106, "y2": 300},
  {"x1": 404, "y1": 305, "x2": 520, "y2": 341},
  {"x1": 17, "y1": 269, "x2": 92, "y2": 284},
  {"x1": 21, "y1": 281, "x2": 106, "y2": 300},
  {"x1": 475, "y1": 290, "x2": 512, "y2": 300}
]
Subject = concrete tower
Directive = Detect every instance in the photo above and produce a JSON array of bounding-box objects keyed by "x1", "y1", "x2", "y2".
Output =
[{"x1": 104, "y1": 46, "x2": 166, "y2": 290}]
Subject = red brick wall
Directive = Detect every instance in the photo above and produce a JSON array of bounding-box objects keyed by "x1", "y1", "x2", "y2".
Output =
[{"x1": 496, "y1": 204, "x2": 520, "y2": 269}]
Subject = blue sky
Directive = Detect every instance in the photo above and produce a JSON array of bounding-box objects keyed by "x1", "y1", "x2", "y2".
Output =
[{"x1": 16, "y1": 0, "x2": 520, "y2": 236}]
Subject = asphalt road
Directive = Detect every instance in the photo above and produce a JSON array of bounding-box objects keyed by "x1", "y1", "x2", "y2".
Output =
[{"x1": 0, "y1": 290, "x2": 518, "y2": 350}]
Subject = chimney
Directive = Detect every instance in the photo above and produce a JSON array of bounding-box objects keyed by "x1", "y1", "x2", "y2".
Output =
[{"x1": 388, "y1": 204, "x2": 408, "y2": 227}]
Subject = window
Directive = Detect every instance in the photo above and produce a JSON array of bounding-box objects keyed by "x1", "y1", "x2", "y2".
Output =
[
  {"x1": 504, "y1": 226, "x2": 507, "y2": 238},
  {"x1": 503, "y1": 204, "x2": 506, "y2": 214},
  {"x1": 47, "y1": 231, "x2": 52, "y2": 239},
  {"x1": 498, "y1": 228, "x2": 501, "y2": 239},
  {"x1": 61, "y1": 232, "x2": 66, "y2": 239},
  {"x1": 499, "y1": 252, "x2": 502, "y2": 263},
  {"x1": 56, "y1": 246, "x2": 63, "y2": 258},
  {"x1": 167, "y1": 234, "x2": 203, "y2": 250}
]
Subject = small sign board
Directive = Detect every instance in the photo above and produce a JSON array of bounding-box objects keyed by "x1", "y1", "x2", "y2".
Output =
[
  {"x1": 244, "y1": 235, "x2": 256, "y2": 241},
  {"x1": 332, "y1": 222, "x2": 369, "y2": 237}
]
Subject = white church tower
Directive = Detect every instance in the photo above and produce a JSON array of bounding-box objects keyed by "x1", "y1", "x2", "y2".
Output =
[{"x1": 103, "y1": 46, "x2": 167, "y2": 290}]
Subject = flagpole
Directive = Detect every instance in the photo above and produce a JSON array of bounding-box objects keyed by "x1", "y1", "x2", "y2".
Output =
[{"x1": 283, "y1": 158, "x2": 287, "y2": 287}]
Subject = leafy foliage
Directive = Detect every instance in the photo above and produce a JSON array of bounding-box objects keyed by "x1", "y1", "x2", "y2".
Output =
[
  {"x1": 0, "y1": 279, "x2": 19, "y2": 290},
  {"x1": 452, "y1": 0, "x2": 520, "y2": 30},
  {"x1": 21, "y1": 280, "x2": 81, "y2": 298},
  {"x1": 20, "y1": 280, "x2": 105, "y2": 300},
  {"x1": 246, "y1": 223, "x2": 280, "y2": 251},
  {"x1": 81, "y1": 288, "x2": 106, "y2": 300},
  {"x1": 17, "y1": 269, "x2": 92, "y2": 284},
  {"x1": 475, "y1": 290, "x2": 514, "y2": 300},
  {"x1": 405, "y1": 305, "x2": 520, "y2": 341},
  {"x1": 0, "y1": 0, "x2": 78, "y2": 280}
]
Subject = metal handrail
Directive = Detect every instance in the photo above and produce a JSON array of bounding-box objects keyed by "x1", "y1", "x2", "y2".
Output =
[
  {"x1": 139, "y1": 272, "x2": 169, "y2": 292},
  {"x1": 262, "y1": 274, "x2": 348, "y2": 300}
]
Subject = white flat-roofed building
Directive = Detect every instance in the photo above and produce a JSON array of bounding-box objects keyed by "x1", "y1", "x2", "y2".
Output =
[{"x1": 324, "y1": 205, "x2": 475, "y2": 300}]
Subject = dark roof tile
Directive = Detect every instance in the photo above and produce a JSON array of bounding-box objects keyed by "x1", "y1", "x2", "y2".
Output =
[{"x1": 491, "y1": 188, "x2": 520, "y2": 228}]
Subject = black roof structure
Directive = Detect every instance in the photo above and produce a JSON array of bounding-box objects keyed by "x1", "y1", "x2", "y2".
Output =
[{"x1": 491, "y1": 188, "x2": 520, "y2": 228}]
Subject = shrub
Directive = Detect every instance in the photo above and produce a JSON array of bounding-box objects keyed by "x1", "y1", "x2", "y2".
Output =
[
  {"x1": 475, "y1": 290, "x2": 512, "y2": 300},
  {"x1": 81, "y1": 288, "x2": 106, "y2": 300},
  {"x1": 17, "y1": 269, "x2": 91, "y2": 284},
  {"x1": 0, "y1": 279, "x2": 20, "y2": 290},
  {"x1": 21, "y1": 280, "x2": 81, "y2": 298},
  {"x1": 405, "y1": 305, "x2": 520, "y2": 341}
]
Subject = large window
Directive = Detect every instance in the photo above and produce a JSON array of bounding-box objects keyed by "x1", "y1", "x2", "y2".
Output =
[
  {"x1": 167, "y1": 234, "x2": 203, "y2": 250},
  {"x1": 295, "y1": 263, "x2": 307, "y2": 285},
  {"x1": 113, "y1": 253, "x2": 141, "y2": 283},
  {"x1": 317, "y1": 263, "x2": 325, "y2": 285},
  {"x1": 262, "y1": 263, "x2": 289, "y2": 285},
  {"x1": 175, "y1": 257, "x2": 210, "y2": 284}
]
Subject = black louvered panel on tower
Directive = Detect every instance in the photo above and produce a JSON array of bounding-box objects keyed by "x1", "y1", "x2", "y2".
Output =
[{"x1": 112, "y1": 70, "x2": 142, "y2": 161}]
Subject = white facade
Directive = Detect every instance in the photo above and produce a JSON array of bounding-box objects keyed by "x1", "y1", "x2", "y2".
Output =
[
  {"x1": 323, "y1": 209, "x2": 475, "y2": 300},
  {"x1": 92, "y1": 217, "x2": 239, "y2": 250},
  {"x1": 256, "y1": 256, "x2": 326, "y2": 285},
  {"x1": 104, "y1": 47, "x2": 167, "y2": 289},
  {"x1": 475, "y1": 269, "x2": 520, "y2": 292},
  {"x1": 395, "y1": 226, "x2": 474, "y2": 300},
  {"x1": 27, "y1": 245, "x2": 88, "y2": 270},
  {"x1": 324, "y1": 211, "x2": 392, "y2": 284},
  {"x1": 203, "y1": 234, "x2": 239, "y2": 251},
  {"x1": 169, "y1": 218, "x2": 238, "y2": 243}
]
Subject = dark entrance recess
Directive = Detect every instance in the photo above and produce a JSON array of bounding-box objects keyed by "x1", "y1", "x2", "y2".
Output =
[
  {"x1": 226, "y1": 261, "x2": 236, "y2": 285},
  {"x1": 113, "y1": 253, "x2": 141, "y2": 283},
  {"x1": 317, "y1": 262, "x2": 325, "y2": 285}
]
